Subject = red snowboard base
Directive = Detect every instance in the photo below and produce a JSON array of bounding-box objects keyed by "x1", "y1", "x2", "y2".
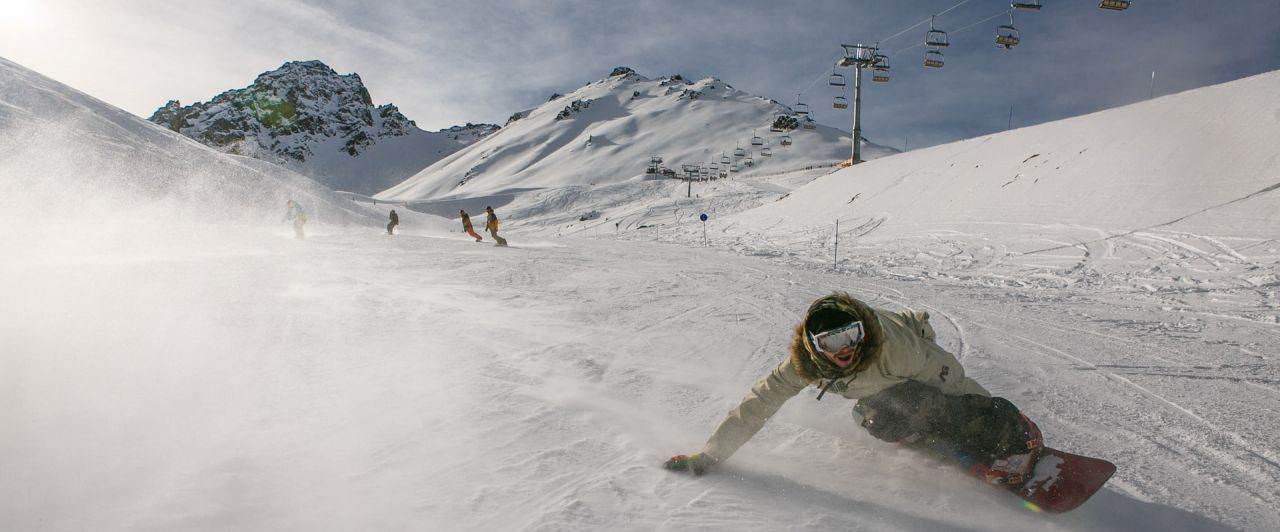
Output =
[{"x1": 973, "y1": 447, "x2": 1117, "y2": 513}]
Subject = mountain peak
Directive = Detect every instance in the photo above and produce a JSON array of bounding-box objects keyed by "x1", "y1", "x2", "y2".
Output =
[{"x1": 148, "y1": 60, "x2": 469, "y2": 194}]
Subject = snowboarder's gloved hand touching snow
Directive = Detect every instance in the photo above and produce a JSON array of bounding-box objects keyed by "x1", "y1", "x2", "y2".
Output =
[{"x1": 663, "y1": 453, "x2": 712, "y2": 475}]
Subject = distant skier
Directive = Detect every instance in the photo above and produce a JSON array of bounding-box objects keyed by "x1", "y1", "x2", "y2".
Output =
[
  {"x1": 283, "y1": 199, "x2": 308, "y2": 239},
  {"x1": 485, "y1": 206, "x2": 508, "y2": 247},
  {"x1": 460, "y1": 209, "x2": 483, "y2": 242},
  {"x1": 664, "y1": 292, "x2": 1042, "y2": 486},
  {"x1": 387, "y1": 209, "x2": 399, "y2": 235}
]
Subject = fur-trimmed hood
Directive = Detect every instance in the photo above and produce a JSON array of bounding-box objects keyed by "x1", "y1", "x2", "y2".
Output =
[{"x1": 789, "y1": 292, "x2": 885, "y2": 381}]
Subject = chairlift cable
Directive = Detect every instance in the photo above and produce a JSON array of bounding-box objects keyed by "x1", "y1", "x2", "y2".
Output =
[
  {"x1": 876, "y1": 0, "x2": 975, "y2": 46},
  {"x1": 891, "y1": 8, "x2": 1010, "y2": 55}
]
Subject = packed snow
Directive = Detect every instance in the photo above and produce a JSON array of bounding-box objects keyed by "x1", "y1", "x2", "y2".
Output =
[{"x1": 4, "y1": 55, "x2": 1279, "y2": 532}]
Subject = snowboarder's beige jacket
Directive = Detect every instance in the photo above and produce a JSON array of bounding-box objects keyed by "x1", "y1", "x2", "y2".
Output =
[{"x1": 700, "y1": 294, "x2": 989, "y2": 463}]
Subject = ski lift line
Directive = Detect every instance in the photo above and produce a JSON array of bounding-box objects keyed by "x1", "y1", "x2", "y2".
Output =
[
  {"x1": 891, "y1": 9, "x2": 1011, "y2": 55},
  {"x1": 876, "y1": 0, "x2": 976, "y2": 45},
  {"x1": 797, "y1": 50, "x2": 846, "y2": 97}
]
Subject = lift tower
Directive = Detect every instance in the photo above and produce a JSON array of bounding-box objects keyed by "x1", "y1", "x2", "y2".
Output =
[{"x1": 837, "y1": 44, "x2": 879, "y2": 165}]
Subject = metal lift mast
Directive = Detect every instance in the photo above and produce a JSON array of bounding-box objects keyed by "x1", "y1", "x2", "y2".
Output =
[{"x1": 839, "y1": 44, "x2": 879, "y2": 165}]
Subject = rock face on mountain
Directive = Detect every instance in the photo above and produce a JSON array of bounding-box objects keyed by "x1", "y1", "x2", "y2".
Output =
[
  {"x1": 148, "y1": 60, "x2": 482, "y2": 194},
  {"x1": 437, "y1": 123, "x2": 500, "y2": 146}
]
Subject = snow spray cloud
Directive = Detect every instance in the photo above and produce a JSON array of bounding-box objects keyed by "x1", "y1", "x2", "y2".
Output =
[{"x1": 0, "y1": 57, "x2": 378, "y2": 255}]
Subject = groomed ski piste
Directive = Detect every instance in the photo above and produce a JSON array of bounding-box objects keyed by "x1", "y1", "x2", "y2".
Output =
[{"x1": 3, "y1": 55, "x2": 1278, "y2": 531}]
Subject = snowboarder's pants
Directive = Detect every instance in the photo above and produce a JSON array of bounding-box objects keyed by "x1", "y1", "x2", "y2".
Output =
[
  {"x1": 488, "y1": 228, "x2": 508, "y2": 247},
  {"x1": 856, "y1": 380, "x2": 1031, "y2": 462},
  {"x1": 387, "y1": 221, "x2": 398, "y2": 235},
  {"x1": 293, "y1": 219, "x2": 306, "y2": 239},
  {"x1": 466, "y1": 228, "x2": 483, "y2": 241}
]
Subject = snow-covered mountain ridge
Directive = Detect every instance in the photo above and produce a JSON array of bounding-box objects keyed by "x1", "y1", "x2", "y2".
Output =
[
  {"x1": 379, "y1": 66, "x2": 897, "y2": 202},
  {"x1": 149, "y1": 60, "x2": 492, "y2": 194}
]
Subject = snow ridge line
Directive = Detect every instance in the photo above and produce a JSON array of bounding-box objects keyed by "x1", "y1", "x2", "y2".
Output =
[{"x1": 1021, "y1": 176, "x2": 1280, "y2": 255}]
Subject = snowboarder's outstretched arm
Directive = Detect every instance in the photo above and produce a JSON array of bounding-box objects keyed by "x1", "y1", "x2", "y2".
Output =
[{"x1": 666, "y1": 357, "x2": 809, "y2": 474}]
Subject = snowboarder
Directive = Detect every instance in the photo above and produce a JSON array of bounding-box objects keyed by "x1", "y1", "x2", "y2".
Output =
[
  {"x1": 283, "y1": 199, "x2": 308, "y2": 239},
  {"x1": 460, "y1": 209, "x2": 483, "y2": 242},
  {"x1": 387, "y1": 209, "x2": 399, "y2": 235},
  {"x1": 485, "y1": 206, "x2": 508, "y2": 247},
  {"x1": 664, "y1": 292, "x2": 1042, "y2": 486}
]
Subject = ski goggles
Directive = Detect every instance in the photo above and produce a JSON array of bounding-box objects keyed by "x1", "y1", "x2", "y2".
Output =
[{"x1": 810, "y1": 320, "x2": 865, "y2": 359}]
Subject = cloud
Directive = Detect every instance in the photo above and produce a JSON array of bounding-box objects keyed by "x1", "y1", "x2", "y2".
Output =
[{"x1": 2, "y1": 0, "x2": 1277, "y2": 147}]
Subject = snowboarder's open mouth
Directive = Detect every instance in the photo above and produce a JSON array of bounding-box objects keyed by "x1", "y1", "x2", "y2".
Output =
[{"x1": 826, "y1": 348, "x2": 858, "y2": 368}]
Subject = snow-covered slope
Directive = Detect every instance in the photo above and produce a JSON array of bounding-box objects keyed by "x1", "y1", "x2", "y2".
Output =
[
  {"x1": 738, "y1": 69, "x2": 1280, "y2": 241},
  {"x1": 5, "y1": 57, "x2": 1280, "y2": 531},
  {"x1": 149, "y1": 61, "x2": 474, "y2": 195},
  {"x1": 378, "y1": 67, "x2": 896, "y2": 202},
  {"x1": 0, "y1": 56, "x2": 382, "y2": 237}
]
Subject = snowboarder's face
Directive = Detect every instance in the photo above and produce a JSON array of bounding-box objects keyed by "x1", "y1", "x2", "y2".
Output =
[{"x1": 811, "y1": 321, "x2": 865, "y2": 369}]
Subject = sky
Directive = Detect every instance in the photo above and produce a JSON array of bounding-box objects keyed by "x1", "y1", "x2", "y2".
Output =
[{"x1": 2, "y1": 0, "x2": 1278, "y2": 150}]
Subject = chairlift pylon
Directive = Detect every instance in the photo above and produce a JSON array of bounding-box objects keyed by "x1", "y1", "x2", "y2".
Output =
[
  {"x1": 833, "y1": 95, "x2": 849, "y2": 110},
  {"x1": 995, "y1": 12, "x2": 1021, "y2": 49},
  {"x1": 1098, "y1": 0, "x2": 1130, "y2": 10},
  {"x1": 1012, "y1": 1, "x2": 1042, "y2": 11},
  {"x1": 926, "y1": 15, "x2": 950, "y2": 48},
  {"x1": 924, "y1": 49, "x2": 945, "y2": 68}
]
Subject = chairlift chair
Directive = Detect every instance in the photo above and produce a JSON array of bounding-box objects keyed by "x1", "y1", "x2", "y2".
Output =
[
  {"x1": 829, "y1": 72, "x2": 847, "y2": 87},
  {"x1": 720, "y1": 152, "x2": 731, "y2": 165},
  {"x1": 1098, "y1": 0, "x2": 1130, "y2": 10},
  {"x1": 751, "y1": 131, "x2": 764, "y2": 146},
  {"x1": 872, "y1": 54, "x2": 890, "y2": 71},
  {"x1": 744, "y1": 157, "x2": 754, "y2": 167},
  {"x1": 872, "y1": 71, "x2": 890, "y2": 83},
  {"x1": 761, "y1": 146, "x2": 773, "y2": 157},
  {"x1": 794, "y1": 101, "x2": 811, "y2": 116},
  {"x1": 733, "y1": 145, "x2": 746, "y2": 158},
  {"x1": 780, "y1": 135, "x2": 793, "y2": 147},
  {"x1": 802, "y1": 120, "x2": 816, "y2": 130},
  {"x1": 1012, "y1": 1, "x2": 1042, "y2": 11},
  {"x1": 995, "y1": 13, "x2": 1020, "y2": 49},
  {"x1": 833, "y1": 95, "x2": 849, "y2": 110},
  {"x1": 924, "y1": 49, "x2": 945, "y2": 68},
  {"x1": 926, "y1": 16, "x2": 950, "y2": 48}
]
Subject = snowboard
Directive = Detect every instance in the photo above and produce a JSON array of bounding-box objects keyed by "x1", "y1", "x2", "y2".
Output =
[
  {"x1": 1000, "y1": 447, "x2": 1116, "y2": 513},
  {"x1": 919, "y1": 441, "x2": 1115, "y2": 513}
]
